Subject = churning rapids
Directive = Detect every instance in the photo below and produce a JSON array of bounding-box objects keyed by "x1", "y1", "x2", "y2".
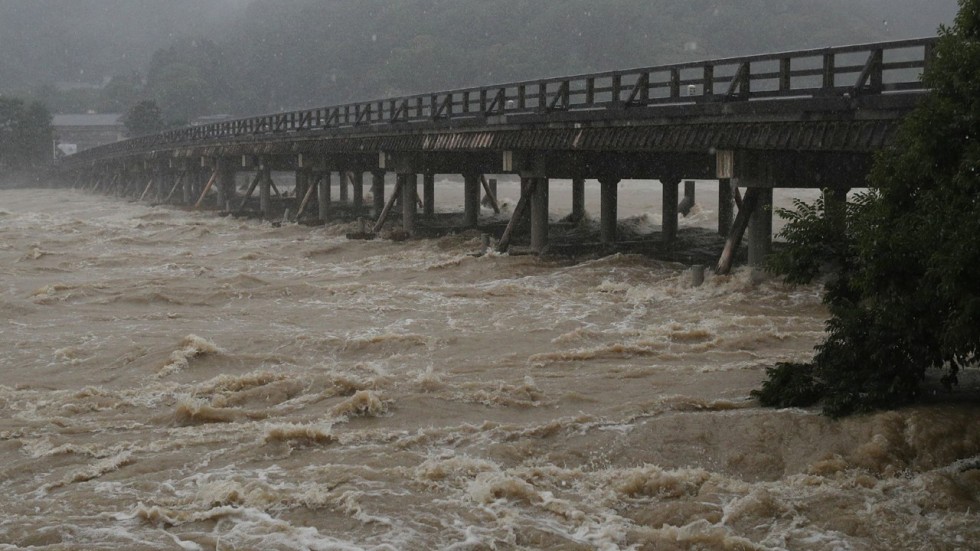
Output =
[{"x1": 0, "y1": 186, "x2": 977, "y2": 551}]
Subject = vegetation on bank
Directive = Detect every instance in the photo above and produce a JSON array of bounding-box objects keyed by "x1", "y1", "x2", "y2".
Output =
[{"x1": 755, "y1": 0, "x2": 980, "y2": 416}]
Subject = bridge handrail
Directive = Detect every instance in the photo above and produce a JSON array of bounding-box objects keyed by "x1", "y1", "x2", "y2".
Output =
[{"x1": 66, "y1": 37, "x2": 937, "y2": 165}]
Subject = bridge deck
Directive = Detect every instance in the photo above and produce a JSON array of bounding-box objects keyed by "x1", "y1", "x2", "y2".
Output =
[
  {"x1": 62, "y1": 37, "x2": 934, "y2": 165},
  {"x1": 57, "y1": 37, "x2": 938, "y2": 272}
]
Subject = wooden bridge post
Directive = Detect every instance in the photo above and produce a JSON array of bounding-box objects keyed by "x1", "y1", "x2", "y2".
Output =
[
  {"x1": 718, "y1": 179, "x2": 734, "y2": 237},
  {"x1": 339, "y1": 170, "x2": 350, "y2": 204},
  {"x1": 662, "y1": 177, "x2": 681, "y2": 246},
  {"x1": 571, "y1": 178, "x2": 586, "y2": 222},
  {"x1": 479, "y1": 175, "x2": 501, "y2": 214},
  {"x1": 599, "y1": 177, "x2": 620, "y2": 244},
  {"x1": 351, "y1": 171, "x2": 364, "y2": 213},
  {"x1": 259, "y1": 164, "x2": 272, "y2": 218},
  {"x1": 217, "y1": 158, "x2": 237, "y2": 210},
  {"x1": 401, "y1": 173, "x2": 418, "y2": 235},
  {"x1": 530, "y1": 177, "x2": 549, "y2": 253},
  {"x1": 484, "y1": 178, "x2": 498, "y2": 210},
  {"x1": 294, "y1": 168, "x2": 309, "y2": 215},
  {"x1": 372, "y1": 171, "x2": 386, "y2": 217},
  {"x1": 114, "y1": 167, "x2": 126, "y2": 197},
  {"x1": 318, "y1": 171, "x2": 332, "y2": 221},
  {"x1": 747, "y1": 187, "x2": 773, "y2": 268},
  {"x1": 423, "y1": 173, "x2": 435, "y2": 216},
  {"x1": 497, "y1": 178, "x2": 535, "y2": 253},
  {"x1": 155, "y1": 165, "x2": 169, "y2": 200},
  {"x1": 181, "y1": 167, "x2": 194, "y2": 204},
  {"x1": 463, "y1": 172, "x2": 480, "y2": 227},
  {"x1": 679, "y1": 180, "x2": 696, "y2": 216}
]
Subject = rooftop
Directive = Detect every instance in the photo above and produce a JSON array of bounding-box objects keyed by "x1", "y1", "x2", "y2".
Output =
[{"x1": 52, "y1": 113, "x2": 124, "y2": 127}]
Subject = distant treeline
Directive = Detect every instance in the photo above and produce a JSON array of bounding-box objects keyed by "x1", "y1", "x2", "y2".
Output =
[
  {"x1": 0, "y1": 97, "x2": 51, "y2": 174},
  {"x1": 0, "y1": 0, "x2": 957, "y2": 125}
]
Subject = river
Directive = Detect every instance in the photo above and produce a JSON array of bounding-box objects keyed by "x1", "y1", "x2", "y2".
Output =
[{"x1": 0, "y1": 186, "x2": 976, "y2": 550}]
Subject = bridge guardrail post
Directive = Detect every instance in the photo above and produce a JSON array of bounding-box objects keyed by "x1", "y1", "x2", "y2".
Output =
[
  {"x1": 702, "y1": 65, "x2": 714, "y2": 99},
  {"x1": 822, "y1": 53, "x2": 836, "y2": 90}
]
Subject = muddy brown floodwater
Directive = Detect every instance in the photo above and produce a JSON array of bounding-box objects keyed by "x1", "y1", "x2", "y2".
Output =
[{"x1": 0, "y1": 186, "x2": 977, "y2": 550}]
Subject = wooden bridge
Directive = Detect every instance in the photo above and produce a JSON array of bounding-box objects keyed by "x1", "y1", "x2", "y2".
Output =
[{"x1": 57, "y1": 37, "x2": 936, "y2": 271}]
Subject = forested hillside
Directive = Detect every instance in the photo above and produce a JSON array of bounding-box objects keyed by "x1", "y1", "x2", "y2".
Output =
[{"x1": 0, "y1": 0, "x2": 957, "y2": 124}]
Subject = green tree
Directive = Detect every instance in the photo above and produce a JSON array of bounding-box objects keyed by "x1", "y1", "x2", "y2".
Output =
[
  {"x1": 123, "y1": 100, "x2": 165, "y2": 136},
  {"x1": 0, "y1": 97, "x2": 52, "y2": 172},
  {"x1": 755, "y1": 0, "x2": 980, "y2": 416}
]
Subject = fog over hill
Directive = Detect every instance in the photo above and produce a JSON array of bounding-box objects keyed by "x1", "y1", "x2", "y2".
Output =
[{"x1": 0, "y1": 0, "x2": 957, "y2": 121}]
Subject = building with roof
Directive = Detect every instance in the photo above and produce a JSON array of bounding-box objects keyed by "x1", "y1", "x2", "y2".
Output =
[{"x1": 52, "y1": 113, "x2": 126, "y2": 156}]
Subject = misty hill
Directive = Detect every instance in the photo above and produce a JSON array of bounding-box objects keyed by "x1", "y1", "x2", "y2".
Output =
[
  {"x1": 0, "y1": 0, "x2": 957, "y2": 122},
  {"x1": 0, "y1": 0, "x2": 239, "y2": 90}
]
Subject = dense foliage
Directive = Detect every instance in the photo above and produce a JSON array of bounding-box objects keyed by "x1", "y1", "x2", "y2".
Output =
[
  {"x1": 123, "y1": 100, "x2": 164, "y2": 137},
  {"x1": 0, "y1": 97, "x2": 52, "y2": 173},
  {"x1": 756, "y1": 0, "x2": 980, "y2": 416}
]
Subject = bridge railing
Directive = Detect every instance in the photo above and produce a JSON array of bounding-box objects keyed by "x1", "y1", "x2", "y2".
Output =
[{"x1": 69, "y1": 37, "x2": 936, "y2": 163}]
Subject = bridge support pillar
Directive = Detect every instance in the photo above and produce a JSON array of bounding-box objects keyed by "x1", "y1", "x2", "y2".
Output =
[
  {"x1": 484, "y1": 178, "x2": 498, "y2": 210},
  {"x1": 662, "y1": 177, "x2": 680, "y2": 245},
  {"x1": 259, "y1": 166, "x2": 272, "y2": 218},
  {"x1": 182, "y1": 171, "x2": 193, "y2": 204},
  {"x1": 463, "y1": 173, "x2": 480, "y2": 228},
  {"x1": 718, "y1": 179, "x2": 734, "y2": 237},
  {"x1": 679, "y1": 180, "x2": 696, "y2": 216},
  {"x1": 372, "y1": 171, "x2": 386, "y2": 217},
  {"x1": 571, "y1": 178, "x2": 586, "y2": 222},
  {"x1": 401, "y1": 173, "x2": 418, "y2": 235},
  {"x1": 155, "y1": 172, "x2": 168, "y2": 201},
  {"x1": 747, "y1": 187, "x2": 773, "y2": 268},
  {"x1": 599, "y1": 177, "x2": 619, "y2": 244},
  {"x1": 351, "y1": 171, "x2": 364, "y2": 213},
  {"x1": 318, "y1": 172, "x2": 331, "y2": 221},
  {"x1": 339, "y1": 171, "x2": 349, "y2": 204},
  {"x1": 423, "y1": 173, "x2": 435, "y2": 216},
  {"x1": 217, "y1": 159, "x2": 237, "y2": 211},
  {"x1": 530, "y1": 177, "x2": 549, "y2": 253},
  {"x1": 294, "y1": 169, "x2": 310, "y2": 215}
]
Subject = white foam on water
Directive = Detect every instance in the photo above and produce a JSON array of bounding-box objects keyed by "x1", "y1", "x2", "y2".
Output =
[{"x1": 2, "y1": 188, "x2": 978, "y2": 550}]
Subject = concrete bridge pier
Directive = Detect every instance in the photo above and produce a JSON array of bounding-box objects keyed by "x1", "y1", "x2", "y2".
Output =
[
  {"x1": 530, "y1": 177, "x2": 549, "y2": 253},
  {"x1": 155, "y1": 170, "x2": 168, "y2": 201},
  {"x1": 125, "y1": 168, "x2": 135, "y2": 197},
  {"x1": 484, "y1": 178, "x2": 498, "y2": 211},
  {"x1": 662, "y1": 177, "x2": 681, "y2": 245},
  {"x1": 422, "y1": 173, "x2": 435, "y2": 217},
  {"x1": 747, "y1": 188, "x2": 773, "y2": 268},
  {"x1": 372, "y1": 171, "x2": 386, "y2": 217},
  {"x1": 182, "y1": 168, "x2": 194, "y2": 204},
  {"x1": 259, "y1": 165, "x2": 272, "y2": 218},
  {"x1": 294, "y1": 168, "x2": 310, "y2": 215},
  {"x1": 115, "y1": 169, "x2": 127, "y2": 197},
  {"x1": 571, "y1": 178, "x2": 586, "y2": 222},
  {"x1": 463, "y1": 173, "x2": 480, "y2": 228},
  {"x1": 599, "y1": 177, "x2": 619, "y2": 244},
  {"x1": 679, "y1": 180, "x2": 696, "y2": 216},
  {"x1": 318, "y1": 171, "x2": 332, "y2": 222},
  {"x1": 217, "y1": 159, "x2": 237, "y2": 210},
  {"x1": 196, "y1": 167, "x2": 210, "y2": 204},
  {"x1": 718, "y1": 179, "x2": 734, "y2": 237},
  {"x1": 401, "y1": 173, "x2": 418, "y2": 234},
  {"x1": 339, "y1": 171, "x2": 349, "y2": 204},
  {"x1": 351, "y1": 171, "x2": 364, "y2": 213}
]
